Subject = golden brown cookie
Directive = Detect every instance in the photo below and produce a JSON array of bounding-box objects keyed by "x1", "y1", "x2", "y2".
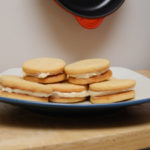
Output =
[
  {"x1": 50, "y1": 97, "x2": 86, "y2": 103},
  {"x1": 50, "y1": 82, "x2": 87, "y2": 92},
  {"x1": 89, "y1": 79, "x2": 136, "y2": 104},
  {"x1": 68, "y1": 70, "x2": 112, "y2": 85},
  {"x1": 90, "y1": 91, "x2": 135, "y2": 104},
  {"x1": 65, "y1": 58, "x2": 110, "y2": 75},
  {"x1": 0, "y1": 75, "x2": 53, "y2": 93},
  {"x1": 0, "y1": 75, "x2": 53, "y2": 101},
  {"x1": 24, "y1": 73, "x2": 66, "y2": 84},
  {"x1": 22, "y1": 57, "x2": 66, "y2": 83},
  {"x1": 49, "y1": 82, "x2": 89, "y2": 103},
  {"x1": 65, "y1": 59, "x2": 111, "y2": 85},
  {"x1": 90, "y1": 79, "x2": 136, "y2": 92},
  {"x1": 0, "y1": 91, "x2": 48, "y2": 102}
]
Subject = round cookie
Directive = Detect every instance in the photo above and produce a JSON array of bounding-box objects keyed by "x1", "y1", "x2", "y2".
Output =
[
  {"x1": 68, "y1": 70, "x2": 112, "y2": 85},
  {"x1": 50, "y1": 82, "x2": 87, "y2": 92},
  {"x1": 90, "y1": 91, "x2": 135, "y2": 104},
  {"x1": 49, "y1": 82, "x2": 89, "y2": 103},
  {"x1": 65, "y1": 58, "x2": 111, "y2": 85},
  {"x1": 50, "y1": 97, "x2": 86, "y2": 103},
  {"x1": 0, "y1": 75, "x2": 53, "y2": 93},
  {"x1": 24, "y1": 73, "x2": 66, "y2": 84},
  {"x1": 0, "y1": 75, "x2": 53, "y2": 100},
  {"x1": 22, "y1": 58, "x2": 66, "y2": 83},
  {"x1": 89, "y1": 79, "x2": 136, "y2": 104},
  {"x1": 23, "y1": 57, "x2": 66, "y2": 74},
  {"x1": 90, "y1": 79, "x2": 136, "y2": 92},
  {"x1": 65, "y1": 58, "x2": 110, "y2": 75},
  {"x1": 0, "y1": 91, "x2": 48, "y2": 102}
]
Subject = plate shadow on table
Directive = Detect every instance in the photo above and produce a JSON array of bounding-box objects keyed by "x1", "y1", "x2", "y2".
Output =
[{"x1": 0, "y1": 102, "x2": 150, "y2": 130}]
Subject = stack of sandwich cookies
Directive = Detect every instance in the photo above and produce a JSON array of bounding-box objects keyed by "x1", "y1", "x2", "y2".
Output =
[
  {"x1": 0, "y1": 57, "x2": 137, "y2": 104},
  {"x1": 23, "y1": 58, "x2": 66, "y2": 84},
  {"x1": 65, "y1": 59, "x2": 112, "y2": 85},
  {"x1": 89, "y1": 79, "x2": 136, "y2": 104},
  {"x1": 0, "y1": 75, "x2": 53, "y2": 102},
  {"x1": 49, "y1": 83, "x2": 89, "y2": 103}
]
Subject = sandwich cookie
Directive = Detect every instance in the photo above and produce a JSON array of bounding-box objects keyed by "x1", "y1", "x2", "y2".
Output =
[
  {"x1": 65, "y1": 59, "x2": 112, "y2": 85},
  {"x1": 22, "y1": 58, "x2": 66, "y2": 84},
  {"x1": 49, "y1": 82, "x2": 89, "y2": 103},
  {"x1": 89, "y1": 79, "x2": 136, "y2": 104},
  {"x1": 0, "y1": 75, "x2": 53, "y2": 102}
]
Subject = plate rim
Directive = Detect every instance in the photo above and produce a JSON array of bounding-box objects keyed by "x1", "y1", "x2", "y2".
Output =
[{"x1": 0, "y1": 96, "x2": 150, "y2": 109}]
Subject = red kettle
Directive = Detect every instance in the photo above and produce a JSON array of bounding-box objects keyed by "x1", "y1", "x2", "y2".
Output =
[{"x1": 55, "y1": 0, "x2": 125, "y2": 29}]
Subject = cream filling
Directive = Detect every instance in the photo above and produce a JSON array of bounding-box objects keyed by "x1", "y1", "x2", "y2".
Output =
[
  {"x1": 0, "y1": 85, "x2": 51, "y2": 98},
  {"x1": 37, "y1": 73, "x2": 51, "y2": 78},
  {"x1": 69, "y1": 69, "x2": 108, "y2": 79},
  {"x1": 89, "y1": 88, "x2": 134, "y2": 97},
  {"x1": 0, "y1": 85, "x2": 89, "y2": 98},
  {"x1": 23, "y1": 72, "x2": 51, "y2": 78},
  {"x1": 52, "y1": 90, "x2": 89, "y2": 98}
]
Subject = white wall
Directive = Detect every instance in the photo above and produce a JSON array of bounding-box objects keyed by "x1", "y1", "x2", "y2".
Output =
[{"x1": 0, "y1": 0, "x2": 150, "y2": 72}]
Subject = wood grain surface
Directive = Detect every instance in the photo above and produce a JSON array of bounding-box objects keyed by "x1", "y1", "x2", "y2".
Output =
[{"x1": 0, "y1": 70, "x2": 150, "y2": 150}]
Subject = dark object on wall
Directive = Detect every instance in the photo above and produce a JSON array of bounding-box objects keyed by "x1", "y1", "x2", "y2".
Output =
[{"x1": 55, "y1": 0, "x2": 125, "y2": 29}]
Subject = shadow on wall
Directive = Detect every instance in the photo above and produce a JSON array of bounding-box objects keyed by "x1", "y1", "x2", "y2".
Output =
[{"x1": 37, "y1": 0, "x2": 123, "y2": 62}]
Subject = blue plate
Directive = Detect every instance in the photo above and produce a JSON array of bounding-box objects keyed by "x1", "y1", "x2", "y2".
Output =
[
  {"x1": 0, "y1": 96, "x2": 150, "y2": 113},
  {"x1": 0, "y1": 67, "x2": 150, "y2": 113}
]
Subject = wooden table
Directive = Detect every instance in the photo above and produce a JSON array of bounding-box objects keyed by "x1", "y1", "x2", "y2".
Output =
[{"x1": 0, "y1": 70, "x2": 150, "y2": 150}]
